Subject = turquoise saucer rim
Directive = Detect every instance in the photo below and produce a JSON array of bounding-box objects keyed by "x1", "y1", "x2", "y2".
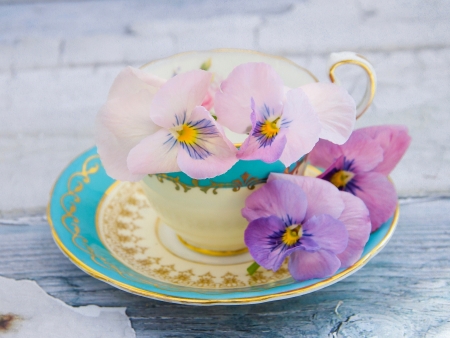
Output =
[{"x1": 47, "y1": 147, "x2": 399, "y2": 305}]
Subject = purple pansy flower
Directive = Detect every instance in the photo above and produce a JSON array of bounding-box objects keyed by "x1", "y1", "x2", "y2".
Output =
[
  {"x1": 242, "y1": 175, "x2": 371, "y2": 281},
  {"x1": 309, "y1": 125, "x2": 411, "y2": 232},
  {"x1": 215, "y1": 62, "x2": 357, "y2": 166}
]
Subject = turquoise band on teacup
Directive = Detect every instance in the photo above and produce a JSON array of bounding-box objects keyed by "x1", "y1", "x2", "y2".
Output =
[{"x1": 150, "y1": 157, "x2": 305, "y2": 194}]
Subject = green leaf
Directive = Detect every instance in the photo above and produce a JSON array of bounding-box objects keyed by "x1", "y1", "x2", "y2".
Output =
[
  {"x1": 247, "y1": 262, "x2": 260, "y2": 275},
  {"x1": 200, "y1": 58, "x2": 212, "y2": 71}
]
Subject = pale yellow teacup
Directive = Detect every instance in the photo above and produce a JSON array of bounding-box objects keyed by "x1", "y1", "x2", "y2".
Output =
[{"x1": 139, "y1": 49, "x2": 376, "y2": 256}]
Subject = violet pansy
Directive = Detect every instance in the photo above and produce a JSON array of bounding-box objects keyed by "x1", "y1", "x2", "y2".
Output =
[
  {"x1": 215, "y1": 62, "x2": 357, "y2": 166},
  {"x1": 96, "y1": 67, "x2": 238, "y2": 180},
  {"x1": 242, "y1": 175, "x2": 371, "y2": 281},
  {"x1": 309, "y1": 125, "x2": 411, "y2": 231}
]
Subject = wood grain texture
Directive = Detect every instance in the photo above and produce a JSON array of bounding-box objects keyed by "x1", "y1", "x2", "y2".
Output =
[{"x1": 1, "y1": 198, "x2": 449, "y2": 337}]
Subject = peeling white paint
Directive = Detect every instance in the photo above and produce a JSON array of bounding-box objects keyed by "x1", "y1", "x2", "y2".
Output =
[{"x1": 0, "y1": 276, "x2": 135, "y2": 338}]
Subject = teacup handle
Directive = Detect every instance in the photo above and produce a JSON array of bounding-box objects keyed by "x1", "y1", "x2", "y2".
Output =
[{"x1": 327, "y1": 52, "x2": 377, "y2": 119}]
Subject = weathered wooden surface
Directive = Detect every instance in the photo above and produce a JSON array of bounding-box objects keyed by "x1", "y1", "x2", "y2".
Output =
[
  {"x1": 1, "y1": 1, "x2": 450, "y2": 336},
  {"x1": 1, "y1": 198, "x2": 449, "y2": 337}
]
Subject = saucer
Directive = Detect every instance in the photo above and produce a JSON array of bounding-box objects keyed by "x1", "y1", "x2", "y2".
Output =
[{"x1": 47, "y1": 147, "x2": 399, "y2": 305}]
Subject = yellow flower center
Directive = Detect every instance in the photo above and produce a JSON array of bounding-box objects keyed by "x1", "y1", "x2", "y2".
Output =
[
  {"x1": 330, "y1": 170, "x2": 355, "y2": 188},
  {"x1": 282, "y1": 225, "x2": 302, "y2": 247},
  {"x1": 176, "y1": 124, "x2": 198, "y2": 144},
  {"x1": 260, "y1": 117, "x2": 281, "y2": 139}
]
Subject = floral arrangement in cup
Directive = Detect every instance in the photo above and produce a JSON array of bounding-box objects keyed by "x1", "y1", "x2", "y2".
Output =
[{"x1": 96, "y1": 59, "x2": 411, "y2": 282}]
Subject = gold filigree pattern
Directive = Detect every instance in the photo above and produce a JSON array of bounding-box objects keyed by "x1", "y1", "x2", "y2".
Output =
[
  {"x1": 59, "y1": 155, "x2": 149, "y2": 284},
  {"x1": 149, "y1": 172, "x2": 267, "y2": 195},
  {"x1": 98, "y1": 181, "x2": 292, "y2": 289}
]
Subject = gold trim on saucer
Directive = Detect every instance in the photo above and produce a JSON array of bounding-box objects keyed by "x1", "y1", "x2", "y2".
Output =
[
  {"x1": 47, "y1": 149, "x2": 400, "y2": 305},
  {"x1": 177, "y1": 235, "x2": 249, "y2": 257},
  {"x1": 48, "y1": 205, "x2": 399, "y2": 304}
]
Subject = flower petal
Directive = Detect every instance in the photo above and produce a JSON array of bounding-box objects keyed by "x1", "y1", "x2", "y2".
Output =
[
  {"x1": 244, "y1": 216, "x2": 296, "y2": 271},
  {"x1": 312, "y1": 131, "x2": 384, "y2": 174},
  {"x1": 176, "y1": 106, "x2": 238, "y2": 179},
  {"x1": 108, "y1": 66, "x2": 165, "y2": 100},
  {"x1": 279, "y1": 88, "x2": 321, "y2": 166},
  {"x1": 308, "y1": 139, "x2": 343, "y2": 170},
  {"x1": 237, "y1": 110, "x2": 288, "y2": 163},
  {"x1": 361, "y1": 125, "x2": 412, "y2": 175},
  {"x1": 288, "y1": 249, "x2": 341, "y2": 282},
  {"x1": 242, "y1": 179, "x2": 308, "y2": 224},
  {"x1": 127, "y1": 128, "x2": 180, "y2": 175},
  {"x1": 96, "y1": 90, "x2": 160, "y2": 181},
  {"x1": 215, "y1": 62, "x2": 285, "y2": 133},
  {"x1": 301, "y1": 83, "x2": 356, "y2": 144},
  {"x1": 337, "y1": 191, "x2": 371, "y2": 268},
  {"x1": 353, "y1": 172, "x2": 398, "y2": 232},
  {"x1": 302, "y1": 214, "x2": 348, "y2": 254},
  {"x1": 268, "y1": 174, "x2": 345, "y2": 220},
  {"x1": 149, "y1": 70, "x2": 212, "y2": 128}
]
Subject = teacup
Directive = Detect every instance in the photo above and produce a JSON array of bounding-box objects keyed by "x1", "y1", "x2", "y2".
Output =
[{"x1": 140, "y1": 49, "x2": 376, "y2": 255}]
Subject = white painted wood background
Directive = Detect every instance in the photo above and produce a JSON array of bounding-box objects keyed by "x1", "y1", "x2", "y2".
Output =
[{"x1": 1, "y1": 0, "x2": 449, "y2": 214}]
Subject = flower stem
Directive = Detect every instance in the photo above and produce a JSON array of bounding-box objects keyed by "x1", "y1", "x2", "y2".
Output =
[{"x1": 247, "y1": 262, "x2": 260, "y2": 275}]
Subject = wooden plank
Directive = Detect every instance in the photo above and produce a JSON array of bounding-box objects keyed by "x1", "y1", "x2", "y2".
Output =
[{"x1": 1, "y1": 198, "x2": 449, "y2": 337}]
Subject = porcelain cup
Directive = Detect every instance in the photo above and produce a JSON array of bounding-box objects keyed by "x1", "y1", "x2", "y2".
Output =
[{"x1": 139, "y1": 49, "x2": 376, "y2": 255}]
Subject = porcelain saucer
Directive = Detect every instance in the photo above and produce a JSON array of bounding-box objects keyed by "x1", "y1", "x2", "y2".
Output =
[{"x1": 47, "y1": 147, "x2": 399, "y2": 305}]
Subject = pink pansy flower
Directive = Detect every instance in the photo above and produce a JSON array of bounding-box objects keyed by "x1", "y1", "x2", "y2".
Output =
[
  {"x1": 201, "y1": 88, "x2": 215, "y2": 111},
  {"x1": 201, "y1": 74, "x2": 222, "y2": 111},
  {"x1": 242, "y1": 174, "x2": 371, "y2": 281},
  {"x1": 96, "y1": 67, "x2": 237, "y2": 180},
  {"x1": 309, "y1": 125, "x2": 411, "y2": 232},
  {"x1": 215, "y1": 62, "x2": 356, "y2": 166}
]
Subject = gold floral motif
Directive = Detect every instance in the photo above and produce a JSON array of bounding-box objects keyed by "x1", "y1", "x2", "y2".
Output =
[
  {"x1": 169, "y1": 269, "x2": 195, "y2": 284},
  {"x1": 154, "y1": 174, "x2": 193, "y2": 192},
  {"x1": 152, "y1": 264, "x2": 176, "y2": 279},
  {"x1": 135, "y1": 257, "x2": 161, "y2": 267},
  {"x1": 247, "y1": 271, "x2": 269, "y2": 286},
  {"x1": 191, "y1": 272, "x2": 216, "y2": 288},
  {"x1": 219, "y1": 272, "x2": 246, "y2": 288}
]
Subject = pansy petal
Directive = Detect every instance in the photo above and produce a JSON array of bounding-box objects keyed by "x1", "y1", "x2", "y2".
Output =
[
  {"x1": 244, "y1": 216, "x2": 296, "y2": 271},
  {"x1": 301, "y1": 83, "x2": 356, "y2": 144},
  {"x1": 96, "y1": 90, "x2": 160, "y2": 181},
  {"x1": 149, "y1": 70, "x2": 212, "y2": 128},
  {"x1": 288, "y1": 249, "x2": 341, "y2": 282},
  {"x1": 108, "y1": 66, "x2": 165, "y2": 100},
  {"x1": 215, "y1": 62, "x2": 285, "y2": 133},
  {"x1": 361, "y1": 125, "x2": 412, "y2": 175},
  {"x1": 237, "y1": 129, "x2": 288, "y2": 163},
  {"x1": 354, "y1": 172, "x2": 398, "y2": 232},
  {"x1": 279, "y1": 88, "x2": 321, "y2": 166},
  {"x1": 302, "y1": 214, "x2": 348, "y2": 254},
  {"x1": 96, "y1": 120, "x2": 145, "y2": 182},
  {"x1": 176, "y1": 106, "x2": 238, "y2": 179},
  {"x1": 337, "y1": 191, "x2": 371, "y2": 268},
  {"x1": 308, "y1": 139, "x2": 343, "y2": 170},
  {"x1": 242, "y1": 180, "x2": 308, "y2": 224},
  {"x1": 127, "y1": 129, "x2": 180, "y2": 175},
  {"x1": 268, "y1": 174, "x2": 345, "y2": 220},
  {"x1": 339, "y1": 130, "x2": 385, "y2": 173}
]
